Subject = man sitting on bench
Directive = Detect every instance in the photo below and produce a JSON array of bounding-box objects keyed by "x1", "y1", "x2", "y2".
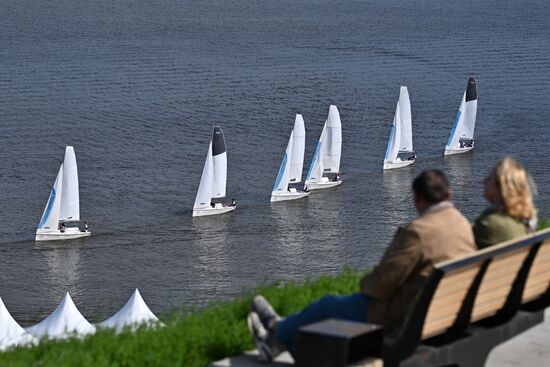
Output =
[{"x1": 247, "y1": 169, "x2": 477, "y2": 362}]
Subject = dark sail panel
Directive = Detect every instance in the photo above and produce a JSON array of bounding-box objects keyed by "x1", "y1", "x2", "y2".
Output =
[
  {"x1": 466, "y1": 77, "x2": 477, "y2": 102},
  {"x1": 212, "y1": 126, "x2": 227, "y2": 156}
]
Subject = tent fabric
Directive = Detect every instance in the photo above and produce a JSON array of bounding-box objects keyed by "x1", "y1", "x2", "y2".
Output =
[
  {"x1": 0, "y1": 297, "x2": 36, "y2": 351},
  {"x1": 98, "y1": 289, "x2": 159, "y2": 332},
  {"x1": 26, "y1": 292, "x2": 95, "y2": 339}
]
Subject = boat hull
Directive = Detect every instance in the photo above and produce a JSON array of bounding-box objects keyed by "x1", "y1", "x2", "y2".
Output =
[
  {"x1": 192, "y1": 205, "x2": 236, "y2": 217},
  {"x1": 383, "y1": 159, "x2": 415, "y2": 170},
  {"x1": 444, "y1": 147, "x2": 474, "y2": 156},
  {"x1": 304, "y1": 180, "x2": 342, "y2": 191},
  {"x1": 270, "y1": 190, "x2": 310, "y2": 202},
  {"x1": 35, "y1": 229, "x2": 91, "y2": 242}
]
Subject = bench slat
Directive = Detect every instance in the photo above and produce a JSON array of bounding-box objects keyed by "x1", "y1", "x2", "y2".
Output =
[
  {"x1": 422, "y1": 264, "x2": 480, "y2": 338},
  {"x1": 471, "y1": 248, "x2": 528, "y2": 322},
  {"x1": 522, "y1": 241, "x2": 550, "y2": 303}
]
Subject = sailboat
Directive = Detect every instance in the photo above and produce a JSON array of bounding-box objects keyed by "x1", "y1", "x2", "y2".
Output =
[
  {"x1": 271, "y1": 114, "x2": 310, "y2": 202},
  {"x1": 383, "y1": 86, "x2": 416, "y2": 170},
  {"x1": 304, "y1": 105, "x2": 342, "y2": 191},
  {"x1": 35, "y1": 146, "x2": 91, "y2": 241},
  {"x1": 444, "y1": 77, "x2": 478, "y2": 155},
  {"x1": 193, "y1": 126, "x2": 236, "y2": 217}
]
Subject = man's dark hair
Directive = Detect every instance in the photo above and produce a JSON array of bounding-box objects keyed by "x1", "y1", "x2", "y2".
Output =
[{"x1": 412, "y1": 170, "x2": 450, "y2": 204}]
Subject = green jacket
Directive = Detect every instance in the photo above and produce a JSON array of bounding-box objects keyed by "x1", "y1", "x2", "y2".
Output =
[{"x1": 473, "y1": 208, "x2": 530, "y2": 249}]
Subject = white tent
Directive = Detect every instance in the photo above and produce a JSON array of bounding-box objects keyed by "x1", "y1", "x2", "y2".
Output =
[
  {"x1": 0, "y1": 297, "x2": 36, "y2": 351},
  {"x1": 26, "y1": 292, "x2": 95, "y2": 339},
  {"x1": 97, "y1": 289, "x2": 160, "y2": 332}
]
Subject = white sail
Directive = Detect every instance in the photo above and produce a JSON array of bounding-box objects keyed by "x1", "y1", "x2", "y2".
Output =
[
  {"x1": 0, "y1": 297, "x2": 36, "y2": 351},
  {"x1": 97, "y1": 289, "x2": 160, "y2": 332},
  {"x1": 384, "y1": 102, "x2": 402, "y2": 164},
  {"x1": 193, "y1": 142, "x2": 214, "y2": 210},
  {"x1": 305, "y1": 123, "x2": 325, "y2": 183},
  {"x1": 305, "y1": 105, "x2": 342, "y2": 184},
  {"x1": 26, "y1": 293, "x2": 95, "y2": 339},
  {"x1": 211, "y1": 126, "x2": 227, "y2": 199},
  {"x1": 38, "y1": 165, "x2": 64, "y2": 231},
  {"x1": 288, "y1": 114, "x2": 305, "y2": 183},
  {"x1": 273, "y1": 131, "x2": 294, "y2": 192},
  {"x1": 398, "y1": 87, "x2": 413, "y2": 152},
  {"x1": 59, "y1": 146, "x2": 80, "y2": 222},
  {"x1": 446, "y1": 77, "x2": 478, "y2": 150},
  {"x1": 321, "y1": 105, "x2": 342, "y2": 173}
]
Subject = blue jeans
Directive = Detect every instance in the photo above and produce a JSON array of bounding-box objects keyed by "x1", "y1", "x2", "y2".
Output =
[{"x1": 275, "y1": 293, "x2": 369, "y2": 354}]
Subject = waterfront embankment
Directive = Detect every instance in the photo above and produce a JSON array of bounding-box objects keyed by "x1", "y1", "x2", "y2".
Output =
[{"x1": 0, "y1": 270, "x2": 362, "y2": 367}]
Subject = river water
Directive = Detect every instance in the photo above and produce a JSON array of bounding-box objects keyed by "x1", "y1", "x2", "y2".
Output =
[{"x1": 0, "y1": 0, "x2": 549, "y2": 324}]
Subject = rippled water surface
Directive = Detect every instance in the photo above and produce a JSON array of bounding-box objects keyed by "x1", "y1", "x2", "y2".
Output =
[{"x1": 1, "y1": 0, "x2": 549, "y2": 323}]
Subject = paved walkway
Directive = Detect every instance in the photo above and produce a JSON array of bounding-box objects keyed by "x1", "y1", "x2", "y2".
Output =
[
  {"x1": 212, "y1": 308, "x2": 550, "y2": 367},
  {"x1": 485, "y1": 308, "x2": 550, "y2": 367}
]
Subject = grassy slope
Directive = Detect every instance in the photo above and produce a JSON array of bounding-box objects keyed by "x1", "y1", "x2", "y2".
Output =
[{"x1": 0, "y1": 269, "x2": 363, "y2": 367}]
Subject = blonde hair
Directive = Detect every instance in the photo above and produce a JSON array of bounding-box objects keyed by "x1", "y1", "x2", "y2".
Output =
[{"x1": 495, "y1": 157, "x2": 536, "y2": 221}]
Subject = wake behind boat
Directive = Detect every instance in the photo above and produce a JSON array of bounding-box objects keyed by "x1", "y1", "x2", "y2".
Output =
[
  {"x1": 304, "y1": 105, "x2": 342, "y2": 191},
  {"x1": 193, "y1": 126, "x2": 236, "y2": 217},
  {"x1": 271, "y1": 114, "x2": 310, "y2": 202},
  {"x1": 35, "y1": 146, "x2": 91, "y2": 242},
  {"x1": 383, "y1": 86, "x2": 416, "y2": 170},
  {"x1": 444, "y1": 77, "x2": 478, "y2": 156}
]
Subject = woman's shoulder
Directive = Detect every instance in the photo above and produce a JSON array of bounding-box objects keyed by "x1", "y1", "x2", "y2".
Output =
[
  {"x1": 474, "y1": 207, "x2": 530, "y2": 249},
  {"x1": 478, "y1": 208, "x2": 522, "y2": 224}
]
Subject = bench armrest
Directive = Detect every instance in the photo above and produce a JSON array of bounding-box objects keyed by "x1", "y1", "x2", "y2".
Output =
[{"x1": 295, "y1": 319, "x2": 383, "y2": 367}]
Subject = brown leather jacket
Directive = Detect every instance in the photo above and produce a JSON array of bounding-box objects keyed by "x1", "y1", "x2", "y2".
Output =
[{"x1": 360, "y1": 202, "x2": 476, "y2": 334}]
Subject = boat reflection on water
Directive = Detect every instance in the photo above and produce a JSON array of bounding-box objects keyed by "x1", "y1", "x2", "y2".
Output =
[
  {"x1": 34, "y1": 242, "x2": 83, "y2": 313},
  {"x1": 270, "y1": 201, "x2": 309, "y2": 278},
  {"x1": 302, "y1": 188, "x2": 345, "y2": 275},
  {"x1": 382, "y1": 167, "x2": 415, "y2": 226},
  {"x1": 444, "y1": 152, "x2": 480, "y2": 216},
  {"x1": 190, "y1": 216, "x2": 231, "y2": 307}
]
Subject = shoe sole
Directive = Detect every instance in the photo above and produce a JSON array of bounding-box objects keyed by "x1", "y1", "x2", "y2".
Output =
[{"x1": 247, "y1": 313, "x2": 272, "y2": 363}]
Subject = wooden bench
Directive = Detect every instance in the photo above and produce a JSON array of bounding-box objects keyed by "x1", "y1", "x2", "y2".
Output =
[{"x1": 295, "y1": 228, "x2": 550, "y2": 367}]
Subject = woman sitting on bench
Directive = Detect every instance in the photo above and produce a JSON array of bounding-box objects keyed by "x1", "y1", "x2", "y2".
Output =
[{"x1": 474, "y1": 157, "x2": 537, "y2": 249}]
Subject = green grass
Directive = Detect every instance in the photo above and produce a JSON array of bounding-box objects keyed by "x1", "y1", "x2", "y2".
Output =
[
  {"x1": 0, "y1": 269, "x2": 363, "y2": 367},
  {"x1": 538, "y1": 218, "x2": 550, "y2": 230}
]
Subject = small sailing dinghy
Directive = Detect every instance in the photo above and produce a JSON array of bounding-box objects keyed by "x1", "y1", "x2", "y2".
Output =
[
  {"x1": 271, "y1": 114, "x2": 310, "y2": 202},
  {"x1": 304, "y1": 105, "x2": 342, "y2": 191},
  {"x1": 193, "y1": 126, "x2": 236, "y2": 217},
  {"x1": 444, "y1": 77, "x2": 478, "y2": 156},
  {"x1": 383, "y1": 86, "x2": 416, "y2": 170},
  {"x1": 35, "y1": 146, "x2": 91, "y2": 241}
]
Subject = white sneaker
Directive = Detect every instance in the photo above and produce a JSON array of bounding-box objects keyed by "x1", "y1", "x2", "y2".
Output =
[
  {"x1": 247, "y1": 312, "x2": 282, "y2": 363},
  {"x1": 251, "y1": 295, "x2": 281, "y2": 330}
]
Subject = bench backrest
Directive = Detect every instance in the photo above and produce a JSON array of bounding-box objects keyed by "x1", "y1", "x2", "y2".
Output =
[
  {"x1": 421, "y1": 261, "x2": 483, "y2": 338},
  {"x1": 470, "y1": 246, "x2": 530, "y2": 321},
  {"x1": 383, "y1": 229, "x2": 550, "y2": 367},
  {"x1": 522, "y1": 238, "x2": 550, "y2": 303}
]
